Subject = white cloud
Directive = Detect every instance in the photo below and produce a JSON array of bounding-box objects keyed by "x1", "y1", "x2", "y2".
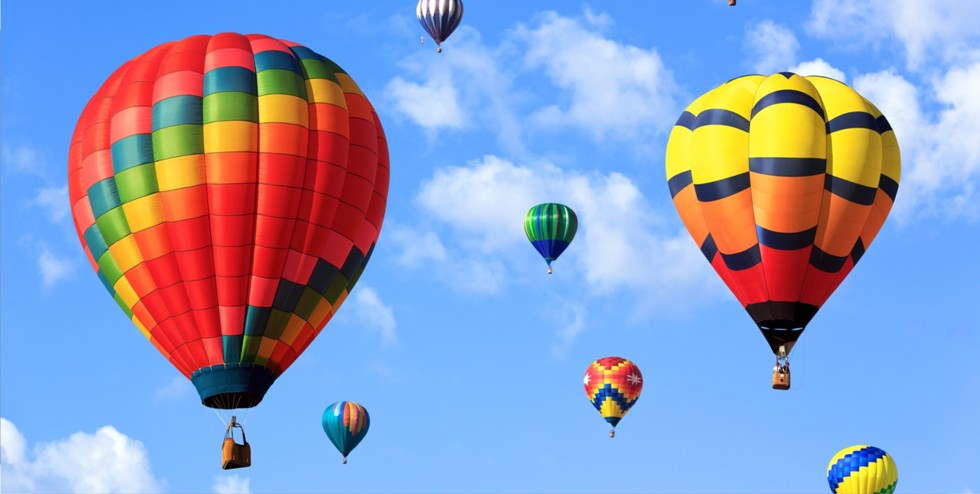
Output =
[
  {"x1": 1, "y1": 143, "x2": 44, "y2": 175},
  {"x1": 38, "y1": 246, "x2": 73, "y2": 288},
  {"x1": 402, "y1": 155, "x2": 716, "y2": 303},
  {"x1": 32, "y1": 185, "x2": 70, "y2": 223},
  {"x1": 386, "y1": 226, "x2": 447, "y2": 268},
  {"x1": 213, "y1": 474, "x2": 251, "y2": 494},
  {"x1": 153, "y1": 376, "x2": 196, "y2": 403},
  {"x1": 0, "y1": 417, "x2": 162, "y2": 494},
  {"x1": 349, "y1": 286, "x2": 397, "y2": 346},
  {"x1": 519, "y1": 12, "x2": 679, "y2": 142},
  {"x1": 855, "y1": 63, "x2": 980, "y2": 221},
  {"x1": 385, "y1": 74, "x2": 465, "y2": 130},
  {"x1": 549, "y1": 301, "x2": 586, "y2": 357},
  {"x1": 808, "y1": 0, "x2": 980, "y2": 69},
  {"x1": 789, "y1": 58, "x2": 847, "y2": 83},
  {"x1": 746, "y1": 21, "x2": 800, "y2": 74}
]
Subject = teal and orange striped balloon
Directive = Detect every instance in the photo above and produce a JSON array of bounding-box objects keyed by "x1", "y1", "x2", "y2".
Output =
[
  {"x1": 524, "y1": 203, "x2": 577, "y2": 274},
  {"x1": 827, "y1": 445, "x2": 898, "y2": 493},
  {"x1": 322, "y1": 401, "x2": 370, "y2": 464},
  {"x1": 665, "y1": 73, "x2": 900, "y2": 360},
  {"x1": 68, "y1": 33, "x2": 389, "y2": 410}
]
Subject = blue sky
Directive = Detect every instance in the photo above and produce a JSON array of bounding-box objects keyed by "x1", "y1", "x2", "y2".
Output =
[{"x1": 2, "y1": 1, "x2": 979, "y2": 492}]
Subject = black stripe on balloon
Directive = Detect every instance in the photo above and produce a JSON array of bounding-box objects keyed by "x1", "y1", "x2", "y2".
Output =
[
  {"x1": 674, "y1": 111, "x2": 696, "y2": 130},
  {"x1": 876, "y1": 115, "x2": 894, "y2": 133},
  {"x1": 750, "y1": 157, "x2": 826, "y2": 177},
  {"x1": 777, "y1": 72, "x2": 795, "y2": 79},
  {"x1": 721, "y1": 244, "x2": 761, "y2": 271},
  {"x1": 694, "y1": 172, "x2": 750, "y2": 201},
  {"x1": 757, "y1": 225, "x2": 816, "y2": 250},
  {"x1": 750, "y1": 90, "x2": 826, "y2": 120},
  {"x1": 808, "y1": 245, "x2": 848, "y2": 273},
  {"x1": 693, "y1": 109, "x2": 750, "y2": 132},
  {"x1": 700, "y1": 234, "x2": 719, "y2": 261},
  {"x1": 827, "y1": 111, "x2": 878, "y2": 132},
  {"x1": 878, "y1": 174, "x2": 899, "y2": 201},
  {"x1": 668, "y1": 170, "x2": 693, "y2": 198},
  {"x1": 825, "y1": 174, "x2": 877, "y2": 206},
  {"x1": 850, "y1": 238, "x2": 866, "y2": 264}
]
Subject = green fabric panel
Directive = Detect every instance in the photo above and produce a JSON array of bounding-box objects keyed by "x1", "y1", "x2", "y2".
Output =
[
  {"x1": 294, "y1": 287, "x2": 322, "y2": 321},
  {"x1": 114, "y1": 163, "x2": 159, "y2": 203},
  {"x1": 322, "y1": 57, "x2": 347, "y2": 75},
  {"x1": 113, "y1": 292, "x2": 134, "y2": 319},
  {"x1": 256, "y1": 69, "x2": 307, "y2": 98},
  {"x1": 253, "y1": 355, "x2": 270, "y2": 367},
  {"x1": 203, "y1": 92, "x2": 258, "y2": 123},
  {"x1": 95, "y1": 207, "x2": 132, "y2": 246},
  {"x1": 264, "y1": 309, "x2": 291, "y2": 340},
  {"x1": 152, "y1": 124, "x2": 204, "y2": 161},
  {"x1": 324, "y1": 274, "x2": 349, "y2": 305},
  {"x1": 240, "y1": 335, "x2": 261, "y2": 363},
  {"x1": 298, "y1": 59, "x2": 338, "y2": 83},
  {"x1": 97, "y1": 251, "x2": 125, "y2": 285},
  {"x1": 347, "y1": 262, "x2": 366, "y2": 289}
]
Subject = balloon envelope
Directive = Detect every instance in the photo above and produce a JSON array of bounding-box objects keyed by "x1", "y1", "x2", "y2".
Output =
[
  {"x1": 68, "y1": 33, "x2": 390, "y2": 409},
  {"x1": 584, "y1": 357, "x2": 643, "y2": 428},
  {"x1": 827, "y1": 445, "x2": 897, "y2": 494},
  {"x1": 665, "y1": 73, "x2": 900, "y2": 356},
  {"x1": 524, "y1": 203, "x2": 577, "y2": 270},
  {"x1": 417, "y1": 0, "x2": 464, "y2": 50},
  {"x1": 322, "y1": 401, "x2": 370, "y2": 461}
]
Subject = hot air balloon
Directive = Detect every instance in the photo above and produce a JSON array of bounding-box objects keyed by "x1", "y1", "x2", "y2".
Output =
[
  {"x1": 67, "y1": 32, "x2": 390, "y2": 454},
  {"x1": 524, "y1": 203, "x2": 577, "y2": 274},
  {"x1": 417, "y1": 0, "x2": 464, "y2": 53},
  {"x1": 322, "y1": 401, "x2": 370, "y2": 464},
  {"x1": 827, "y1": 445, "x2": 898, "y2": 494},
  {"x1": 665, "y1": 73, "x2": 900, "y2": 389},
  {"x1": 584, "y1": 357, "x2": 642, "y2": 437}
]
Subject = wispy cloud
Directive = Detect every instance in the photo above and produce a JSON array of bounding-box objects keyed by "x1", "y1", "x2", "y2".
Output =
[
  {"x1": 31, "y1": 185, "x2": 70, "y2": 223},
  {"x1": 38, "y1": 245, "x2": 73, "y2": 288},
  {"x1": 548, "y1": 300, "x2": 587, "y2": 357},
  {"x1": 807, "y1": 0, "x2": 980, "y2": 70},
  {"x1": 745, "y1": 20, "x2": 800, "y2": 74},
  {"x1": 213, "y1": 474, "x2": 251, "y2": 494},
  {"x1": 789, "y1": 58, "x2": 847, "y2": 82},
  {"x1": 518, "y1": 11, "x2": 680, "y2": 144},
  {"x1": 1, "y1": 143, "x2": 45, "y2": 175},
  {"x1": 153, "y1": 375, "x2": 196, "y2": 403},
  {"x1": 0, "y1": 417, "x2": 163, "y2": 494},
  {"x1": 398, "y1": 155, "x2": 716, "y2": 305},
  {"x1": 348, "y1": 285, "x2": 398, "y2": 347}
]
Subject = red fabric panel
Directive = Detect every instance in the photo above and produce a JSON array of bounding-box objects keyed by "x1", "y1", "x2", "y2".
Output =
[{"x1": 759, "y1": 246, "x2": 812, "y2": 302}]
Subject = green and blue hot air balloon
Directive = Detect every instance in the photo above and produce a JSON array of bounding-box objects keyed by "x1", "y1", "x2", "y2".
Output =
[
  {"x1": 524, "y1": 203, "x2": 578, "y2": 274},
  {"x1": 322, "y1": 401, "x2": 370, "y2": 464}
]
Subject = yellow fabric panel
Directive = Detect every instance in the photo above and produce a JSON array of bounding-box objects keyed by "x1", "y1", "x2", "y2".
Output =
[
  {"x1": 599, "y1": 398, "x2": 625, "y2": 419},
  {"x1": 664, "y1": 125, "x2": 693, "y2": 181},
  {"x1": 258, "y1": 94, "x2": 310, "y2": 126},
  {"x1": 132, "y1": 316, "x2": 152, "y2": 340},
  {"x1": 113, "y1": 277, "x2": 140, "y2": 310},
  {"x1": 750, "y1": 75, "x2": 826, "y2": 159},
  {"x1": 725, "y1": 74, "x2": 766, "y2": 96},
  {"x1": 203, "y1": 121, "x2": 258, "y2": 153},
  {"x1": 155, "y1": 154, "x2": 206, "y2": 191},
  {"x1": 335, "y1": 73, "x2": 365, "y2": 97},
  {"x1": 808, "y1": 76, "x2": 861, "y2": 120},
  {"x1": 691, "y1": 85, "x2": 751, "y2": 184},
  {"x1": 256, "y1": 336, "x2": 278, "y2": 361},
  {"x1": 107, "y1": 235, "x2": 144, "y2": 273},
  {"x1": 280, "y1": 314, "x2": 308, "y2": 346},
  {"x1": 867, "y1": 99, "x2": 902, "y2": 184},
  {"x1": 827, "y1": 128, "x2": 882, "y2": 188},
  {"x1": 121, "y1": 194, "x2": 165, "y2": 232},
  {"x1": 308, "y1": 297, "x2": 336, "y2": 331},
  {"x1": 306, "y1": 79, "x2": 348, "y2": 107}
]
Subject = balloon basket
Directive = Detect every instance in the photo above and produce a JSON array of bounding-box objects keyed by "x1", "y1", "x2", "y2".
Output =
[
  {"x1": 221, "y1": 416, "x2": 252, "y2": 470},
  {"x1": 771, "y1": 365, "x2": 791, "y2": 390},
  {"x1": 609, "y1": 429, "x2": 615, "y2": 438}
]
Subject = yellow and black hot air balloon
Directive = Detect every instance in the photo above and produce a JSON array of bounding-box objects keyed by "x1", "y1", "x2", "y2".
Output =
[{"x1": 665, "y1": 73, "x2": 900, "y2": 389}]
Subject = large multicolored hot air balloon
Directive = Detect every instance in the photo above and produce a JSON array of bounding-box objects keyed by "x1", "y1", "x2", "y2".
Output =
[
  {"x1": 322, "y1": 401, "x2": 370, "y2": 464},
  {"x1": 68, "y1": 33, "x2": 390, "y2": 410},
  {"x1": 417, "y1": 0, "x2": 464, "y2": 53},
  {"x1": 584, "y1": 357, "x2": 643, "y2": 437},
  {"x1": 827, "y1": 445, "x2": 898, "y2": 494},
  {"x1": 524, "y1": 203, "x2": 577, "y2": 274},
  {"x1": 665, "y1": 73, "x2": 900, "y2": 388}
]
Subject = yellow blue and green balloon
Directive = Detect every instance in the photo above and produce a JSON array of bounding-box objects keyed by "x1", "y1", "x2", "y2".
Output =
[
  {"x1": 322, "y1": 401, "x2": 370, "y2": 464},
  {"x1": 524, "y1": 203, "x2": 577, "y2": 274},
  {"x1": 827, "y1": 445, "x2": 897, "y2": 494}
]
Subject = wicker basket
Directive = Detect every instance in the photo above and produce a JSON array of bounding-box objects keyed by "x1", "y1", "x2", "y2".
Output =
[{"x1": 221, "y1": 420, "x2": 251, "y2": 470}]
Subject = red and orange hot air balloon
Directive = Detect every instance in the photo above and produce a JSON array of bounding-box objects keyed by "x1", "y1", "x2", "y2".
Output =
[
  {"x1": 665, "y1": 73, "x2": 900, "y2": 389},
  {"x1": 68, "y1": 33, "x2": 389, "y2": 415}
]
